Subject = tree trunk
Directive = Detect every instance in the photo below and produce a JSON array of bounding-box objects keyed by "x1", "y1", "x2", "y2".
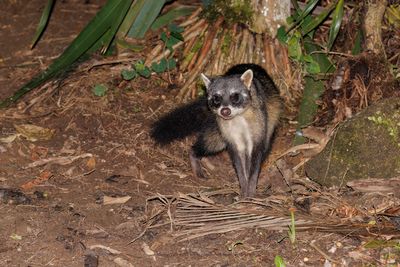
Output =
[
  {"x1": 363, "y1": 0, "x2": 387, "y2": 58},
  {"x1": 250, "y1": 0, "x2": 290, "y2": 36}
]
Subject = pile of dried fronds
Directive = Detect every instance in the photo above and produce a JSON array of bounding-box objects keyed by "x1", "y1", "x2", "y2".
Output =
[
  {"x1": 137, "y1": 185, "x2": 400, "y2": 242},
  {"x1": 145, "y1": 7, "x2": 300, "y2": 108}
]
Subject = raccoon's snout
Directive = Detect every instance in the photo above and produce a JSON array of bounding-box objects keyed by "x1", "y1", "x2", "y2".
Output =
[{"x1": 220, "y1": 107, "x2": 231, "y2": 117}]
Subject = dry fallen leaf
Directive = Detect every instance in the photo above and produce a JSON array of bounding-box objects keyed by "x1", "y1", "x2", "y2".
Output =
[
  {"x1": 14, "y1": 124, "x2": 55, "y2": 141},
  {"x1": 0, "y1": 134, "x2": 19, "y2": 143},
  {"x1": 142, "y1": 242, "x2": 155, "y2": 256},
  {"x1": 103, "y1": 195, "x2": 131, "y2": 205},
  {"x1": 86, "y1": 157, "x2": 96, "y2": 170},
  {"x1": 89, "y1": 244, "x2": 121, "y2": 255},
  {"x1": 21, "y1": 170, "x2": 53, "y2": 191}
]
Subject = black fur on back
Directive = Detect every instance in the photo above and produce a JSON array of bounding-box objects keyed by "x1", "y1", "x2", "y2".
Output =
[
  {"x1": 225, "y1": 63, "x2": 278, "y2": 97},
  {"x1": 150, "y1": 98, "x2": 215, "y2": 145}
]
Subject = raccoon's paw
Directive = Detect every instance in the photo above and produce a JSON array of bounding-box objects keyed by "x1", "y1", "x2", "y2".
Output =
[{"x1": 189, "y1": 151, "x2": 207, "y2": 179}]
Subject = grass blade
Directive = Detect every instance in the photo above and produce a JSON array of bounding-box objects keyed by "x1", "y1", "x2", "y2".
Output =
[
  {"x1": 116, "y1": 0, "x2": 146, "y2": 40},
  {"x1": 151, "y1": 5, "x2": 197, "y2": 31},
  {"x1": 327, "y1": 0, "x2": 344, "y2": 50},
  {"x1": 30, "y1": 0, "x2": 55, "y2": 49},
  {"x1": 0, "y1": 0, "x2": 131, "y2": 108},
  {"x1": 301, "y1": 2, "x2": 335, "y2": 36},
  {"x1": 295, "y1": 0, "x2": 320, "y2": 23},
  {"x1": 127, "y1": 0, "x2": 166, "y2": 38}
]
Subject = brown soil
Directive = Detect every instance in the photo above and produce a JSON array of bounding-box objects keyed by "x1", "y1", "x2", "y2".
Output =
[{"x1": 0, "y1": 1, "x2": 399, "y2": 266}]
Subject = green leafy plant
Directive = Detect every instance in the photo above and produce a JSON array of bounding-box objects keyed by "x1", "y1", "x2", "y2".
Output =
[
  {"x1": 92, "y1": 84, "x2": 108, "y2": 97},
  {"x1": 121, "y1": 24, "x2": 182, "y2": 81},
  {"x1": 278, "y1": 0, "x2": 346, "y2": 144},
  {"x1": 0, "y1": 0, "x2": 194, "y2": 108},
  {"x1": 31, "y1": 0, "x2": 55, "y2": 49},
  {"x1": 274, "y1": 255, "x2": 286, "y2": 267}
]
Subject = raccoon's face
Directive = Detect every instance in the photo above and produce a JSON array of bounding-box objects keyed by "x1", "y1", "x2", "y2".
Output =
[{"x1": 201, "y1": 70, "x2": 253, "y2": 120}]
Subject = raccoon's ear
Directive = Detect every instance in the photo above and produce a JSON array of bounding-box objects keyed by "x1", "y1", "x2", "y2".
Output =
[
  {"x1": 200, "y1": 73, "x2": 212, "y2": 88},
  {"x1": 240, "y1": 69, "x2": 253, "y2": 89}
]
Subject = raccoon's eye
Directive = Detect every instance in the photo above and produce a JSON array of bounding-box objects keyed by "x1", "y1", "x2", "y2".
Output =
[
  {"x1": 230, "y1": 93, "x2": 241, "y2": 104},
  {"x1": 212, "y1": 95, "x2": 222, "y2": 106}
]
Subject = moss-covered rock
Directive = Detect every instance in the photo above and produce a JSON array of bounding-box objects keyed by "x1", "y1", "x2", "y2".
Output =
[{"x1": 305, "y1": 97, "x2": 400, "y2": 187}]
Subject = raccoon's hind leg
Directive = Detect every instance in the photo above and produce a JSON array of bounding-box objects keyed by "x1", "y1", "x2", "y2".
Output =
[{"x1": 191, "y1": 130, "x2": 226, "y2": 179}]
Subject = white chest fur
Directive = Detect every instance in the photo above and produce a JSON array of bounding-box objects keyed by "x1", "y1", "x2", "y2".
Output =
[{"x1": 219, "y1": 116, "x2": 253, "y2": 156}]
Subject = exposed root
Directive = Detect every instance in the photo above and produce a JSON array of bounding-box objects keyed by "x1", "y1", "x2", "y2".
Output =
[{"x1": 145, "y1": 15, "x2": 302, "y2": 108}]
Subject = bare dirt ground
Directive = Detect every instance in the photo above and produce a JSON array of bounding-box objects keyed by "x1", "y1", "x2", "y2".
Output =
[{"x1": 1, "y1": 1, "x2": 400, "y2": 267}]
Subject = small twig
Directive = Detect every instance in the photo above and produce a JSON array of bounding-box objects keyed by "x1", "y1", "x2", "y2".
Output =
[{"x1": 25, "y1": 153, "x2": 93, "y2": 168}]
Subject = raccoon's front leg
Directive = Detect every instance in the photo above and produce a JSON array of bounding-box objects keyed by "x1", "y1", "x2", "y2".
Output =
[
  {"x1": 229, "y1": 149, "x2": 250, "y2": 197},
  {"x1": 247, "y1": 149, "x2": 265, "y2": 197}
]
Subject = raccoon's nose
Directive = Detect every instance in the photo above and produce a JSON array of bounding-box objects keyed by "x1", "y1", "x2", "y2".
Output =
[{"x1": 221, "y1": 107, "x2": 231, "y2": 117}]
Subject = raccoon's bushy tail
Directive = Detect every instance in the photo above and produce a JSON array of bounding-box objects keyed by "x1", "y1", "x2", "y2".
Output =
[{"x1": 150, "y1": 98, "x2": 212, "y2": 145}]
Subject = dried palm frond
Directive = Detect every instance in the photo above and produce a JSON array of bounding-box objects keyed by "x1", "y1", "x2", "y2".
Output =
[{"x1": 141, "y1": 188, "x2": 400, "y2": 243}]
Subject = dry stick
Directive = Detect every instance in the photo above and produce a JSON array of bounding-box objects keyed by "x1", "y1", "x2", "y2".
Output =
[
  {"x1": 186, "y1": 17, "x2": 223, "y2": 72},
  {"x1": 179, "y1": 40, "x2": 216, "y2": 100},
  {"x1": 208, "y1": 29, "x2": 226, "y2": 76},
  {"x1": 180, "y1": 7, "x2": 202, "y2": 27},
  {"x1": 182, "y1": 19, "x2": 206, "y2": 39},
  {"x1": 183, "y1": 34, "x2": 197, "y2": 56},
  {"x1": 270, "y1": 40, "x2": 278, "y2": 75},
  {"x1": 281, "y1": 44, "x2": 292, "y2": 81},
  {"x1": 180, "y1": 22, "x2": 208, "y2": 70}
]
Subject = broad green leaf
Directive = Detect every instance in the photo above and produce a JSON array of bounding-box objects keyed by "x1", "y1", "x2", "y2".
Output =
[
  {"x1": 301, "y1": 3, "x2": 336, "y2": 36},
  {"x1": 274, "y1": 255, "x2": 286, "y2": 267},
  {"x1": 303, "y1": 40, "x2": 334, "y2": 73},
  {"x1": 127, "y1": 0, "x2": 166, "y2": 38},
  {"x1": 327, "y1": 0, "x2": 344, "y2": 50},
  {"x1": 166, "y1": 35, "x2": 181, "y2": 50},
  {"x1": 287, "y1": 34, "x2": 302, "y2": 60},
  {"x1": 138, "y1": 67, "x2": 151, "y2": 78},
  {"x1": 0, "y1": 0, "x2": 132, "y2": 108},
  {"x1": 294, "y1": 40, "x2": 334, "y2": 145},
  {"x1": 92, "y1": 84, "x2": 108, "y2": 97},
  {"x1": 31, "y1": 0, "x2": 55, "y2": 49},
  {"x1": 276, "y1": 26, "x2": 288, "y2": 44},
  {"x1": 121, "y1": 69, "x2": 137, "y2": 80},
  {"x1": 134, "y1": 60, "x2": 146, "y2": 71},
  {"x1": 305, "y1": 60, "x2": 320, "y2": 74},
  {"x1": 167, "y1": 58, "x2": 176, "y2": 70},
  {"x1": 135, "y1": 61, "x2": 151, "y2": 78},
  {"x1": 160, "y1": 31, "x2": 168, "y2": 42},
  {"x1": 151, "y1": 6, "x2": 196, "y2": 31},
  {"x1": 168, "y1": 23, "x2": 184, "y2": 33},
  {"x1": 151, "y1": 59, "x2": 167, "y2": 73},
  {"x1": 170, "y1": 31, "x2": 184, "y2": 41},
  {"x1": 286, "y1": 15, "x2": 295, "y2": 25},
  {"x1": 303, "y1": 55, "x2": 320, "y2": 74}
]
